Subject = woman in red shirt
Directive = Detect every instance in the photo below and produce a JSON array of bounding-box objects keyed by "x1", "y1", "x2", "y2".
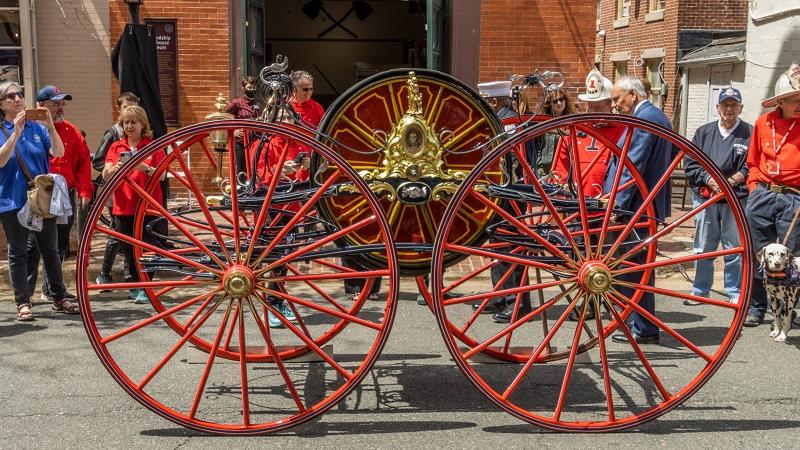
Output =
[{"x1": 103, "y1": 105, "x2": 166, "y2": 304}]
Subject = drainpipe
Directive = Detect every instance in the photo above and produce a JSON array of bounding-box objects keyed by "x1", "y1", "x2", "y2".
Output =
[{"x1": 679, "y1": 69, "x2": 689, "y2": 136}]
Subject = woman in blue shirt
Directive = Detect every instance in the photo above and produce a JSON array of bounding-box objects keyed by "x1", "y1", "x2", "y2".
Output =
[{"x1": 0, "y1": 81, "x2": 69, "y2": 321}]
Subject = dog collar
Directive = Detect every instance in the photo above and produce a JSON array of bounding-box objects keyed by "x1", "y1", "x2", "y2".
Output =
[{"x1": 761, "y1": 265, "x2": 800, "y2": 286}]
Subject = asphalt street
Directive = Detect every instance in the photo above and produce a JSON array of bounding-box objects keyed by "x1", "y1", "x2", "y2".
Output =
[{"x1": 1, "y1": 275, "x2": 800, "y2": 450}]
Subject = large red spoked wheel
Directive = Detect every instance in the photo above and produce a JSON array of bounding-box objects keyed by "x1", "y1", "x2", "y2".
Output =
[
  {"x1": 77, "y1": 120, "x2": 399, "y2": 434},
  {"x1": 431, "y1": 114, "x2": 751, "y2": 431}
]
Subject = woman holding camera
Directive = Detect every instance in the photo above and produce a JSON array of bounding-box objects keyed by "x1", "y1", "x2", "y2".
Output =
[
  {"x1": 103, "y1": 105, "x2": 166, "y2": 304},
  {"x1": 0, "y1": 81, "x2": 69, "y2": 321}
]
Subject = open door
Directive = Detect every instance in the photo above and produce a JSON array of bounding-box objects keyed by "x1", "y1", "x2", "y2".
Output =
[{"x1": 426, "y1": 0, "x2": 448, "y2": 71}]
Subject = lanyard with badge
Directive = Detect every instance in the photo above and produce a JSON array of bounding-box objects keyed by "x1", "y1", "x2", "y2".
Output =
[{"x1": 767, "y1": 119, "x2": 798, "y2": 175}]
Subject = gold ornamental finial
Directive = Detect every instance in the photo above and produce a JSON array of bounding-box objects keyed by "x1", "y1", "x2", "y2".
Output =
[
  {"x1": 406, "y1": 72, "x2": 423, "y2": 115},
  {"x1": 214, "y1": 93, "x2": 228, "y2": 114}
]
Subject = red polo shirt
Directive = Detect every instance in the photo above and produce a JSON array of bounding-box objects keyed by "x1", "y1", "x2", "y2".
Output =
[
  {"x1": 747, "y1": 109, "x2": 800, "y2": 190},
  {"x1": 105, "y1": 137, "x2": 166, "y2": 215},
  {"x1": 48, "y1": 120, "x2": 93, "y2": 198}
]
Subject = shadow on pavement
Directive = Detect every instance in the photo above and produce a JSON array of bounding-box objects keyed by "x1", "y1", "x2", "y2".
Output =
[
  {"x1": 482, "y1": 418, "x2": 800, "y2": 434},
  {"x1": 140, "y1": 420, "x2": 477, "y2": 437}
]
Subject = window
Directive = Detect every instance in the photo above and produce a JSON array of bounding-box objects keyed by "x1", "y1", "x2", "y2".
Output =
[
  {"x1": 0, "y1": 0, "x2": 36, "y2": 106},
  {"x1": 649, "y1": 0, "x2": 666, "y2": 12},
  {"x1": 596, "y1": 0, "x2": 601, "y2": 31},
  {"x1": 614, "y1": 61, "x2": 628, "y2": 81},
  {"x1": 646, "y1": 58, "x2": 663, "y2": 107},
  {"x1": 617, "y1": 0, "x2": 631, "y2": 19}
]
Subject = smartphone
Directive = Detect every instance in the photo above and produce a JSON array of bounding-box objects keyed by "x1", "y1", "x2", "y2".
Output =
[
  {"x1": 25, "y1": 109, "x2": 47, "y2": 121},
  {"x1": 293, "y1": 152, "x2": 308, "y2": 164},
  {"x1": 118, "y1": 151, "x2": 132, "y2": 164}
]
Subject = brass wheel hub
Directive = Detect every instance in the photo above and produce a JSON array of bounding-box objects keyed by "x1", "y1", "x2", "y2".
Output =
[
  {"x1": 223, "y1": 266, "x2": 255, "y2": 298},
  {"x1": 578, "y1": 262, "x2": 613, "y2": 294}
]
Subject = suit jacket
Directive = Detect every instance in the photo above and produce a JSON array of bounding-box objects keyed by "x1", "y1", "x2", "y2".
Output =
[{"x1": 604, "y1": 100, "x2": 673, "y2": 220}]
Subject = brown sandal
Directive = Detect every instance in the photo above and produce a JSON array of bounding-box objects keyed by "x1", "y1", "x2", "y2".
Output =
[
  {"x1": 16, "y1": 303, "x2": 34, "y2": 321},
  {"x1": 52, "y1": 298, "x2": 79, "y2": 315}
]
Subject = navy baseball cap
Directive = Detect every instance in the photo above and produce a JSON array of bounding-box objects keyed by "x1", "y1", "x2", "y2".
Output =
[
  {"x1": 718, "y1": 87, "x2": 742, "y2": 103},
  {"x1": 36, "y1": 85, "x2": 72, "y2": 102}
]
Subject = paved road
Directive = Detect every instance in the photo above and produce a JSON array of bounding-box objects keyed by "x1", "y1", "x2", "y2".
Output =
[{"x1": 1, "y1": 275, "x2": 800, "y2": 450}]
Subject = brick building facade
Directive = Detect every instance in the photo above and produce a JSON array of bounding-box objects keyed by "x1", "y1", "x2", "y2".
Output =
[{"x1": 596, "y1": 0, "x2": 748, "y2": 125}]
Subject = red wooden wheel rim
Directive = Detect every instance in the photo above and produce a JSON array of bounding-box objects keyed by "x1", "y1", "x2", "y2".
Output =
[
  {"x1": 431, "y1": 114, "x2": 751, "y2": 431},
  {"x1": 77, "y1": 120, "x2": 399, "y2": 434}
]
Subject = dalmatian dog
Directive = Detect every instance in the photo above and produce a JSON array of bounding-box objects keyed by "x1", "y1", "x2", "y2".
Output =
[{"x1": 757, "y1": 243, "x2": 800, "y2": 343}]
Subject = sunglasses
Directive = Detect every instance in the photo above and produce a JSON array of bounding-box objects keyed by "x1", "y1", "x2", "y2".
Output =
[
  {"x1": 1, "y1": 90, "x2": 24, "y2": 101},
  {"x1": 552, "y1": 97, "x2": 565, "y2": 103},
  {"x1": 300, "y1": 87, "x2": 313, "y2": 92}
]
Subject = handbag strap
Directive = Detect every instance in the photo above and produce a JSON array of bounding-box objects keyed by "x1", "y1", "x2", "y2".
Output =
[{"x1": 0, "y1": 124, "x2": 34, "y2": 186}]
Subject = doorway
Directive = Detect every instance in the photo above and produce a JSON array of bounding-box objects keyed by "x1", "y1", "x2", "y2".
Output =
[{"x1": 246, "y1": 0, "x2": 446, "y2": 108}]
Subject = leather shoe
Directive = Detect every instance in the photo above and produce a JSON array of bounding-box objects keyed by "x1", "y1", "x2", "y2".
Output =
[
  {"x1": 472, "y1": 302, "x2": 506, "y2": 314},
  {"x1": 493, "y1": 303, "x2": 532, "y2": 323},
  {"x1": 743, "y1": 315, "x2": 763, "y2": 327},
  {"x1": 611, "y1": 333, "x2": 659, "y2": 344}
]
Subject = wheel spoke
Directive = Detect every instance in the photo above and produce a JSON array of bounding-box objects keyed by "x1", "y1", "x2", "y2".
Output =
[
  {"x1": 236, "y1": 301, "x2": 251, "y2": 426},
  {"x1": 470, "y1": 190, "x2": 579, "y2": 268},
  {"x1": 445, "y1": 243, "x2": 570, "y2": 272},
  {"x1": 462, "y1": 286, "x2": 578, "y2": 360},
  {"x1": 512, "y1": 146, "x2": 585, "y2": 260},
  {"x1": 138, "y1": 295, "x2": 226, "y2": 389},
  {"x1": 614, "y1": 247, "x2": 743, "y2": 277},
  {"x1": 254, "y1": 297, "x2": 354, "y2": 380},
  {"x1": 595, "y1": 127, "x2": 633, "y2": 259},
  {"x1": 188, "y1": 299, "x2": 235, "y2": 419},
  {"x1": 101, "y1": 288, "x2": 222, "y2": 345},
  {"x1": 592, "y1": 295, "x2": 616, "y2": 422},
  {"x1": 608, "y1": 288, "x2": 713, "y2": 362},
  {"x1": 258, "y1": 215, "x2": 378, "y2": 275},
  {"x1": 602, "y1": 294, "x2": 671, "y2": 401},
  {"x1": 567, "y1": 124, "x2": 594, "y2": 260},
  {"x1": 285, "y1": 263, "x2": 349, "y2": 314},
  {"x1": 609, "y1": 191, "x2": 726, "y2": 268},
  {"x1": 602, "y1": 150, "x2": 685, "y2": 263},
  {"x1": 553, "y1": 296, "x2": 589, "y2": 420},
  {"x1": 250, "y1": 169, "x2": 342, "y2": 268},
  {"x1": 501, "y1": 292, "x2": 583, "y2": 399},
  {"x1": 262, "y1": 287, "x2": 382, "y2": 331},
  {"x1": 444, "y1": 275, "x2": 576, "y2": 306},
  {"x1": 244, "y1": 299, "x2": 307, "y2": 412}
]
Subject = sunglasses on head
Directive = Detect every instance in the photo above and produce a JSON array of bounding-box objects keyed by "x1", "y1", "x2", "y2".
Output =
[{"x1": 1, "y1": 90, "x2": 24, "y2": 101}]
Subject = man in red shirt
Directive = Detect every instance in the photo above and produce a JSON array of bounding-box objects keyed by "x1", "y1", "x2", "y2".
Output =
[
  {"x1": 290, "y1": 70, "x2": 324, "y2": 128},
  {"x1": 743, "y1": 62, "x2": 800, "y2": 326},
  {"x1": 26, "y1": 85, "x2": 93, "y2": 301}
]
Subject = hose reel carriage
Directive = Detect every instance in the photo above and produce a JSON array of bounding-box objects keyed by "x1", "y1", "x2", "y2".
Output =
[{"x1": 77, "y1": 61, "x2": 752, "y2": 434}]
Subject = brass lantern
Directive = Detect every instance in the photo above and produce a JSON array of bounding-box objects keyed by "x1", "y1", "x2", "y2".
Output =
[{"x1": 205, "y1": 93, "x2": 234, "y2": 184}]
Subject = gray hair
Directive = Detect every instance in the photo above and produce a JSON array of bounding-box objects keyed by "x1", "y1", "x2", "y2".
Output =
[
  {"x1": 290, "y1": 70, "x2": 313, "y2": 88},
  {"x1": 614, "y1": 76, "x2": 647, "y2": 97},
  {"x1": 0, "y1": 81, "x2": 21, "y2": 117}
]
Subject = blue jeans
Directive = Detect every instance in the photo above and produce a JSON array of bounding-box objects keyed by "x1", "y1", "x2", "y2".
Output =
[{"x1": 691, "y1": 193, "x2": 745, "y2": 302}]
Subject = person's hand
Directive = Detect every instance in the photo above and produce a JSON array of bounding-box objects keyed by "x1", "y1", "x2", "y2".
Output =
[
  {"x1": 12, "y1": 110, "x2": 25, "y2": 136},
  {"x1": 136, "y1": 163, "x2": 152, "y2": 174},
  {"x1": 80, "y1": 196, "x2": 91, "y2": 209},
  {"x1": 282, "y1": 161, "x2": 297, "y2": 175},
  {"x1": 38, "y1": 107, "x2": 55, "y2": 131},
  {"x1": 706, "y1": 177, "x2": 722, "y2": 194},
  {"x1": 234, "y1": 129, "x2": 243, "y2": 139},
  {"x1": 297, "y1": 156, "x2": 310, "y2": 171}
]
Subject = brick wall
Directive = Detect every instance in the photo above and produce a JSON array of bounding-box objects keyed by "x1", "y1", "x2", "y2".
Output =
[
  {"x1": 479, "y1": 0, "x2": 596, "y2": 107},
  {"x1": 678, "y1": 0, "x2": 748, "y2": 30},
  {"x1": 597, "y1": 0, "x2": 680, "y2": 122},
  {"x1": 109, "y1": 1, "x2": 231, "y2": 192},
  {"x1": 36, "y1": 0, "x2": 112, "y2": 148}
]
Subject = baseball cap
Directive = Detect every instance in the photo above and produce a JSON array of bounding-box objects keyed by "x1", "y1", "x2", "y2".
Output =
[
  {"x1": 36, "y1": 85, "x2": 72, "y2": 102},
  {"x1": 718, "y1": 86, "x2": 742, "y2": 104}
]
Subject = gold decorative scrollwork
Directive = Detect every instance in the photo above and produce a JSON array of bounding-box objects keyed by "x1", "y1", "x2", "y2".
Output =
[
  {"x1": 431, "y1": 183, "x2": 459, "y2": 201},
  {"x1": 359, "y1": 72, "x2": 467, "y2": 189}
]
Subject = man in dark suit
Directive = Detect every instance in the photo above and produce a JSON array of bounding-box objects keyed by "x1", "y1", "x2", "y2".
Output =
[{"x1": 605, "y1": 76, "x2": 673, "y2": 344}]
